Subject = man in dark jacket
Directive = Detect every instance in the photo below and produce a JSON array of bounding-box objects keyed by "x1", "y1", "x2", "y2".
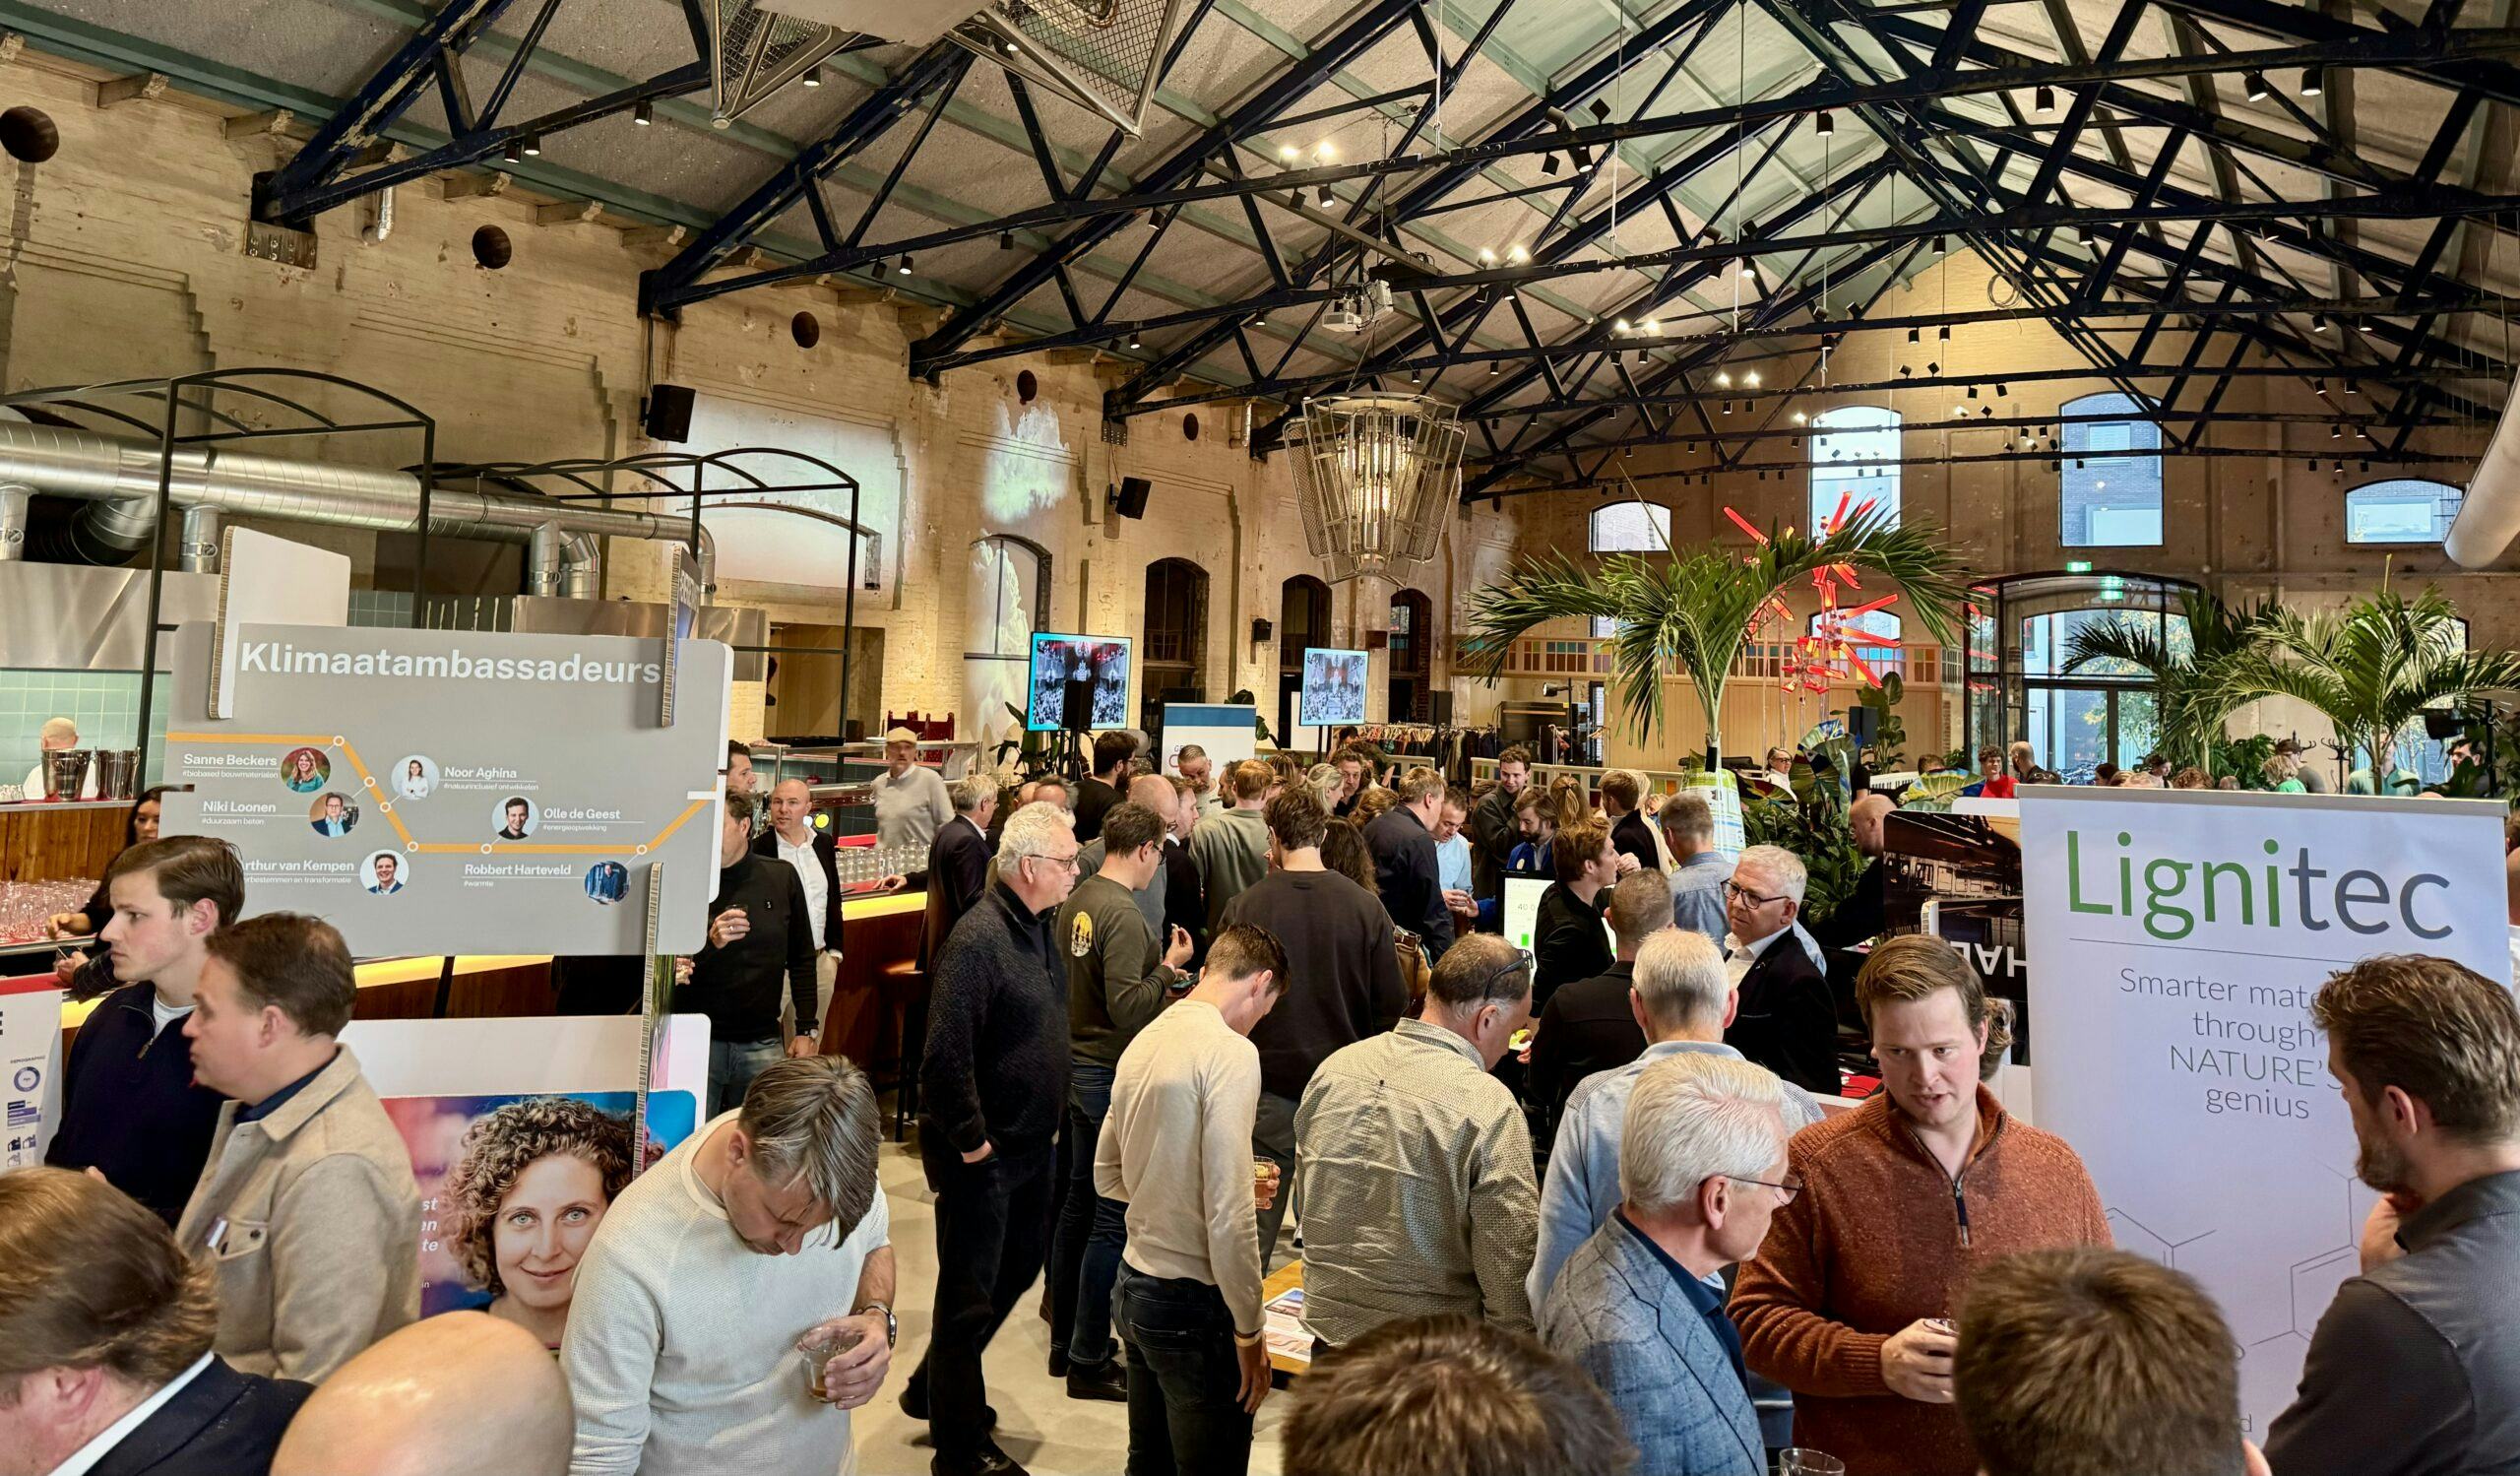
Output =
[
  {"x1": 1365, "y1": 766, "x2": 1456, "y2": 961},
  {"x1": 920, "y1": 775, "x2": 998, "y2": 970},
  {"x1": 1534, "y1": 818, "x2": 1618, "y2": 1009},
  {"x1": 1722, "y1": 845, "x2": 1841, "y2": 1095},
  {"x1": 1812, "y1": 792, "x2": 1892, "y2": 952},
  {"x1": 907, "y1": 800, "x2": 1083, "y2": 1476},
  {"x1": 1070, "y1": 731, "x2": 1136, "y2": 843},
  {"x1": 43, "y1": 836, "x2": 240, "y2": 1227},
  {"x1": 1467, "y1": 746, "x2": 1533, "y2": 909},
  {"x1": 1599, "y1": 769, "x2": 1658, "y2": 876},
  {"x1": 1528, "y1": 868, "x2": 1669, "y2": 1127},
  {"x1": 681, "y1": 791, "x2": 819, "y2": 1118},
  {"x1": 0, "y1": 1167, "x2": 310, "y2": 1476}
]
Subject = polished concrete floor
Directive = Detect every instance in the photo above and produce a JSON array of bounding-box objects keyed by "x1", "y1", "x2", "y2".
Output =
[{"x1": 852, "y1": 1135, "x2": 1293, "y2": 1476}]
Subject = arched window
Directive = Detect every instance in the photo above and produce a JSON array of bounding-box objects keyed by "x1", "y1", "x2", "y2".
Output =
[
  {"x1": 2345, "y1": 478, "x2": 2464, "y2": 545},
  {"x1": 967, "y1": 535, "x2": 1049, "y2": 660},
  {"x1": 1142, "y1": 558, "x2": 1210, "y2": 720},
  {"x1": 1809, "y1": 407, "x2": 1901, "y2": 531},
  {"x1": 1278, "y1": 575, "x2": 1330, "y2": 670},
  {"x1": 2060, "y1": 392, "x2": 2163, "y2": 547},
  {"x1": 1589, "y1": 500, "x2": 1671, "y2": 551}
]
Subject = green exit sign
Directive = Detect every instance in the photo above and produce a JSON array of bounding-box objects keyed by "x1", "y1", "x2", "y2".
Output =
[{"x1": 2064, "y1": 559, "x2": 2094, "y2": 573}]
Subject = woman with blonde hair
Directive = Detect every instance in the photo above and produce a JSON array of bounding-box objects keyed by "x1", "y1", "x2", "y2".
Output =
[
  {"x1": 443, "y1": 1097, "x2": 637, "y2": 1350},
  {"x1": 2261, "y1": 749, "x2": 2305, "y2": 794}
]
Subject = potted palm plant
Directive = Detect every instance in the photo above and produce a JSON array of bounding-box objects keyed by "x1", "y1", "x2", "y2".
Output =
[
  {"x1": 2062, "y1": 589, "x2": 2280, "y2": 772},
  {"x1": 1463, "y1": 500, "x2": 1970, "y2": 769},
  {"x1": 2198, "y1": 585, "x2": 2520, "y2": 781}
]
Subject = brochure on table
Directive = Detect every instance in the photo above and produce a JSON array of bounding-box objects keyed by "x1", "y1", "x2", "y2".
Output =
[
  {"x1": 2019, "y1": 786, "x2": 2507, "y2": 1435},
  {"x1": 159, "y1": 621, "x2": 730, "y2": 957}
]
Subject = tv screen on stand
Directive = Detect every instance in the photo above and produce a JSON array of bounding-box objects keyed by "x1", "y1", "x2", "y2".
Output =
[
  {"x1": 1298, "y1": 647, "x2": 1369, "y2": 729},
  {"x1": 1026, "y1": 633, "x2": 1134, "y2": 732}
]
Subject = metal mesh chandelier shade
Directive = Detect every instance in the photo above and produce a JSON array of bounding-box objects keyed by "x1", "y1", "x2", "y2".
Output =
[{"x1": 1290, "y1": 393, "x2": 1464, "y2": 585}]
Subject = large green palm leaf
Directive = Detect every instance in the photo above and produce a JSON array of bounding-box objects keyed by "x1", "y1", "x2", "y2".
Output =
[
  {"x1": 2063, "y1": 590, "x2": 2280, "y2": 766},
  {"x1": 1464, "y1": 502, "x2": 1968, "y2": 766}
]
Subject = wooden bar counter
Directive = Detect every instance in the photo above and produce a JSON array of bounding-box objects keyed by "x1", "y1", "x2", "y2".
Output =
[{"x1": 2, "y1": 800, "x2": 129, "y2": 884}]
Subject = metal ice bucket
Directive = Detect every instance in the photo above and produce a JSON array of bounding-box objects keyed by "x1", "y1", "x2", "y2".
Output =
[
  {"x1": 39, "y1": 748, "x2": 91, "y2": 800},
  {"x1": 94, "y1": 748, "x2": 142, "y2": 801}
]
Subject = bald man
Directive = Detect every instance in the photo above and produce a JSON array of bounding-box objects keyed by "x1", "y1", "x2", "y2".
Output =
[
  {"x1": 271, "y1": 1312, "x2": 571, "y2": 1476},
  {"x1": 1076, "y1": 774, "x2": 1183, "y2": 938},
  {"x1": 1812, "y1": 792, "x2": 1895, "y2": 952}
]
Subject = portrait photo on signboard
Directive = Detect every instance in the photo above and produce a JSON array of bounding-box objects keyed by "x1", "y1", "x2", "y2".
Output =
[
  {"x1": 396, "y1": 754, "x2": 439, "y2": 801},
  {"x1": 307, "y1": 792, "x2": 359, "y2": 838},
  {"x1": 383, "y1": 1089, "x2": 697, "y2": 1350},
  {"x1": 280, "y1": 746, "x2": 331, "y2": 793},
  {"x1": 584, "y1": 861, "x2": 629, "y2": 905},
  {"x1": 363, "y1": 850, "x2": 409, "y2": 895},
  {"x1": 494, "y1": 795, "x2": 539, "y2": 841},
  {"x1": 1299, "y1": 647, "x2": 1369, "y2": 729}
]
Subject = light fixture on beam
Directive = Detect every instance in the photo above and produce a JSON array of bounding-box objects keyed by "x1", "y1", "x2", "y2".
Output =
[
  {"x1": 1937, "y1": 325, "x2": 1951, "y2": 341},
  {"x1": 522, "y1": 135, "x2": 541, "y2": 157},
  {"x1": 1909, "y1": 327, "x2": 1922, "y2": 344},
  {"x1": 1744, "y1": 369, "x2": 1761, "y2": 388},
  {"x1": 1128, "y1": 331, "x2": 1141, "y2": 350},
  {"x1": 2035, "y1": 85, "x2": 2056, "y2": 114},
  {"x1": 634, "y1": 99, "x2": 655, "y2": 126},
  {"x1": 2312, "y1": 312, "x2": 2329, "y2": 331},
  {"x1": 1489, "y1": 360, "x2": 1500, "y2": 375},
  {"x1": 503, "y1": 140, "x2": 523, "y2": 163},
  {"x1": 2244, "y1": 71, "x2": 2270, "y2": 101},
  {"x1": 1543, "y1": 152, "x2": 1562, "y2": 175},
  {"x1": 801, "y1": 64, "x2": 822, "y2": 88},
  {"x1": 1815, "y1": 109, "x2": 1835, "y2": 137},
  {"x1": 897, "y1": 255, "x2": 913, "y2": 276},
  {"x1": 999, "y1": 229, "x2": 1014, "y2": 250},
  {"x1": 2300, "y1": 66, "x2": 2324, "y2": 96}
]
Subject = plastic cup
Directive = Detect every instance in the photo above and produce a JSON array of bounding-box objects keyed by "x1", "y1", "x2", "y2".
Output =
[
  {"x1": 795, "y1": 1320, "x2": 864, "y2": 1402},
  {"x1": 1781, "y1": 1450, "x2": 1846, "y2": 1476}
]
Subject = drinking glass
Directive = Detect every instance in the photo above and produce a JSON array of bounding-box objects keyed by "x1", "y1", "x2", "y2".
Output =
[
  {"x1": 794, "y1": 1320, "x2": 864, "y2": 1402},
  {"x1": 1780, "y1": 1450, "x2": 1846, "y2": 1476}
]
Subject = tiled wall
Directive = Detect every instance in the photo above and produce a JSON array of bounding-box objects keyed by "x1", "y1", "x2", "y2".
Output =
[{"x1": 0, "y1": 670, "x2": 170, "y2": 793}]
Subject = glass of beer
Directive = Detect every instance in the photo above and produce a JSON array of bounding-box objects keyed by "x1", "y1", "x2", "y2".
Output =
[{"x1": 795, "y1": 1319, "x2": 865, "y2": 1402}]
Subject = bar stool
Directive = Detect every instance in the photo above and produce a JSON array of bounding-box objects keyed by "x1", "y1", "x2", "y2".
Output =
[{"x1": 882, "y1": 957, "x2": 924, "y2": 1140}]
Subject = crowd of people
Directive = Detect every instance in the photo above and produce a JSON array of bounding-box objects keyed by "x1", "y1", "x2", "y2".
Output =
[{"x1": 8, "y1": 734, "x2": 2518, "y2": 1476}]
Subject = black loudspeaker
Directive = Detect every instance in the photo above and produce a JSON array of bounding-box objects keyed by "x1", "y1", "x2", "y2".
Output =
[
  {"x1": 2425, "y1": 711, "x2": 2466, "y2": 741},
  {"x1": 1428, "y1": 690, "x2": 1455, "y2": 726},
  {"x1": 1846, "y1": 704, "x2": 1878, "y2": 745},
  {"x1": 1111, "y1": 476, "x2": 1153, "y2": 519},
  {"x1": 1061, "y1": 674, "x2": 1096, "y2": 735},
  {"x1": 1251, "y1": 616, "x2": 1274, "y2": 644},
  {"x1": 643, "y1": 383, "x2": 696, "y2": 443}
]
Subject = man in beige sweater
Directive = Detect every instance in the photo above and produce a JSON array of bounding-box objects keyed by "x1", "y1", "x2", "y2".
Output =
[
  {"x1": 176, "y1": 913, "x2": 420, "y2": 1382},
  {"x1": 1096, "y1": 923, "x2": 1289, "y2": 1476}
]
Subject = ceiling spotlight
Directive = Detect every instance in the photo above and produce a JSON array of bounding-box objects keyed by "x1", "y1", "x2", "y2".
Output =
[
  {"x1": 1908, "y1": 328, "x2": 1922, "y2": 344},
  {"x1": 1004, "y1": 34, "x2": 1019, "y2": 53},
  {"x1": 2312, "y1": 312, "x2": 2329, "y2": 331},
  {"x1": 1316, "y1": 185, "x2": 1335, "y2": 207},
  {"x1": 2331, "y1": 422, "x2": 2342, "y2": 438},
  {"x1": 1925, "y1": 361, "x2": 1940, "y2": 373},
  {"x1": 2352, "y1": 315, "x2": 2372, "y2": 334},
  {"x1": 2244, "y1": 71, "x2": 2271, "y2": 101},
  {"x1": 2077, "y1": 223, "x2": 2095, "y2": 245},
  {"x1": 1589, "y1": 97, "x2": 1611, "y2": 122},
  {"x1": 1899, "y1": 364, "x2": 1914, "y2": 377},
  {"x1": 1128, "y1": 331, "x2": 1142, "y2": 350},
  {"x1": 1815, "y1": 110, "x2": 1836, "y2": 137},
  {"x1": 1716, "y1": 369, "x2": 1733, "y2": 388},
  {"x1": 1937, "y1": 325, "x2": 1951, "y2": 341},
  {"x1": 1543, "y1": 152, "x2": 1562, "y2": 175},
  {"x1": 2035, "y1": 85, "x2": 2056, "y2": 114},
  {"x1": 634, "y1": 98, "x2": 654, "y2": 126},
  {"x1": 1642, "y1": 317, "x2": 1661, "y2": 335},
  {"x1": 1613, "y1": 317, "x2": 1632, "y2": 333},
  {"x1": 1793, "y1": 410, "x2": 1807, "y2": 423},
  {"x1": 2314, "y1": 378, "x2": 2330, "y2": 396},
  {"x1": 521, "y1": 135, "x2": 541, "y2": 157},
  {"x1": 1279, "y1": 144, "x2": 1300, "y2": 165},
  {"x1": 999, "y1": 230, "x2": 1014, "y2": 250},
  {"x1": 801, "y1": 64, "x2": 822, "y2": 88},
  {"x1": 1504, "y1": 286, "x2": 1518, "y2": 301},
  {"x1": 1744, "y1": 370, "x2": 1761, "y2": 388},
  {"x1": 1489, "y1": 360, "x2": 1500, "y2": 375},
  {"x1": 2300, "y1": 66, "x2": 2324, "y2": 96},
  {"x1": 1723, "y1": 400, "x2": 1733, "y2": 415},
  {"x1": 502, "y1": 140, "x2": 523, "y2": 163},
  {"x1": 1932, "y1": 234, "x2": 1947, "y2": 253},
  {"x1": 1955, "y1": 404, "x2": 1969, "y2": 416},
  {"x1": 1738, "y1": 257, "x2": 1755, "y2": 280},
  {"x1": 897, "y1": 255, "x2": 913, "y2": 276},
  {"x1": 1478, "y1": 246, "x2": 1497, "y2": 265},
  {"x1": 1315, "y1": 141, "x2": 1337, "y2": 163},
  {"x1": 1409, "y1": 367, "x2": 1420, "y2": 383},
  {"x1": 1967, "y1": 385, "x2": 1979, "y2": 399},
  {"x1": 1996, "y1": 382, "x2": 2008, "y2": 396},
  {"x1": 1981, "y1": 406, "x2": 1993, "y2": 417},
  {"x1": 1508, "y1": 243, "x2": 1531, "y2": 264}
]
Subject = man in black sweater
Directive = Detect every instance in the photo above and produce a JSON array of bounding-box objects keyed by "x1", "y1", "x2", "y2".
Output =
[
  {"x1": 1467, "y1": 745, "x2": 1533, "y2": 910},
  {"x1": 1533, "y1": 817, "x2": 1618, "y2": 1009},
  {"x1": 44, "y1": 836, "x2": 241, "y2": 1227},
  {"x1": 1600, "y1": 769, "x2": 1659, "y2": 876},
  {"x1": 1364, "y1": 765, "x2": 1456, "y2": 961},
  {"x1": 1222, "y1": 787, "x2": 1406, "y2": 1266},
  {"x1": 1812, "y1": 791, "x2": 1893, "y2": 951},
  {"x1": 1069, "y1": 731, "x2": 1136, "y2": 843},
  {"x1": 908, "y1": 800, "x2": 1082, "y2": 1476},
  {"x1": 1528, "y1": 868, "x2": 1670, "y2": 1128},
  {"x1": 679, "y1": 791, "x2": 818, "y2": 1119}
]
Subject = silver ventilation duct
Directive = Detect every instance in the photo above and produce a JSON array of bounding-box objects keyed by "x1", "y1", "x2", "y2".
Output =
[{"x1": 0, "y1": 420, "x2": 713, "y2": 591}]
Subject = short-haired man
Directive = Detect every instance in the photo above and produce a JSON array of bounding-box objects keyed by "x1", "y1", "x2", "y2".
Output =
[
  {"x1": 1532, "y1": 929, "x2": 1826, "y2": 1313},
  {"x1": 1956, "y1": 1248, "x2": 2268, "y2": 1476},
  {"x1": 1528, "y1": 867, "x2": 1669, "y2": 1127},
  {"x1": 1172, "y1": 743, "x2": 1219, "y2": 819},
  {"x1": 45, "y1": 837, "x2": 243, "y2": 1227},
  {"x1": 1160, "y1": 776, "x2": 1207, "y2": 958},
  {"x1": 499, "y1": 797, "x2": 532, "y2": 841},
  {"x1": 1660, "y1": 793, "x2": 1729, "y2": 942},
  {"x1": 909, "y1": 802, "x2": 1081, "y2": 1476},
  {"x1": 758, "y1": 777, "x2": 847, "y2": 1042},
  {"x1": 1190, "y1": 760, "x2": 1273, "y2": 933},
  {"x1": 1296, "y1": 934, "x2": 1539, "y2": 1348},
  {"x1": 1722, "y1": 845, "x2": 1838, "y2": 1094},
  {"x1": 564, "y1": 1056, "x2": 894, "y2": 1476},
  {"x1": 921, "y1": 773, "x2": 997, "y2": 976},
  {"x1": 315, "y1": 793, "x2": 353, "y2": 837},
  {"x1": 1544, "y1": 1055, "x2": 1792, "y2": 1476},
  {"x1": 1733, "y1": 935, "x2": 2110, "y2": 1476},
  {"x1": 1224, "y1": 786, "x2": 1405, "y2": 1266},
  {"x1": 1328, "y1": 746, "x2": 1371, "y2": 819},
  {"x1": 1815, "y1": 793, "x2": 1894, "y2": 951},
  {"x1": 1364, "y1": 765, "x2": 1456, "y2": 961},
  {"x1": 278, "y1": 1312, "x2": 571, "y2": 1476},
  {"x1": 1469, "y1": 747, "x2": 1534, "y2": 905},
  {"x1": 1073, "y1": 731, "x2": 1137, "y2": 842},
  {"x1": 1050, "y1": 802, "x2": 1195, "y2": 1400},
  {"x1": 1033, "y1": 775, "x2": 1070, "y2": 811},
  {"x1": 1282, "y1": 1316, "x2": 1636, "y2": 1476},
  {"x1": 724, "y1": 740, "x2": 757, "y2": 799},
  {"x1": 366, "y1": 853, "x2": 402, "y2": 894},
  {"x1": 2264, "y1": 954, "x2": 2520, "y2": 1476},
  {"x1": 0, "y1": 1168, "x2": 311, "y2": 1475},
  {"x1": 1078, "y1": 774, "x2": 1185, "y2": 939},
  {"x1": 1099, "y1": 924, "x2": 1291, "y2": 1475},
  {"x1": 1600, "y1": 770, "x2": 1658, "y2": 876},
  {"x1": 176, "y1": 913, "x2": 422, "y2": 1381},
  {"x1": 1536, "y1": 817, "x2": 1618, "y2": 1005},
  {"x1": 684, "y1": 790, "x2": 819, "y2": 1118},
  {"x1": 1431, "y1": 786, "x2": 1478, "y2": 933}
]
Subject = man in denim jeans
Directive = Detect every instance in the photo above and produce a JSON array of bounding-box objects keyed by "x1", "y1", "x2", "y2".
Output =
[{"x1": 1097, "y1": 924, "x2": 1289, "y2": 1475}]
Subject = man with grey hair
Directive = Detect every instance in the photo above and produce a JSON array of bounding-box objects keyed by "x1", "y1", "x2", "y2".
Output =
[
  {"x1": 1296, "y1": 933, "x2": 1540, "y2": 1349},
  {"x1": 1724, "y1": 845, "x2": 1838, "y2": 1094},
  {"x1": 919, "y1": 772, "x2": 998, "y2": 972},
  {"x1": 1531, "y1": 929, "x2": 1823, "y2": 1313},
  {"x1": 908, "y1": 801, "x2": 1081, "y2": 1475},
  {"x1": 1542, "y1": 1054, "x2": 1792, "y2": 1476},
  {"x1": 1659, "y1": 793, "x2": 1729, "y2": 943},
  {"x1": 564, "y1": 1055, "x2": 892, "y2": 1476}
]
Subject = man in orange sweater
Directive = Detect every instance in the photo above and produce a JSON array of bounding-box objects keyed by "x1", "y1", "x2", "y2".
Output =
[{"x1": 1732, "y1": 936, "x2": 2110, "y2": 1475}]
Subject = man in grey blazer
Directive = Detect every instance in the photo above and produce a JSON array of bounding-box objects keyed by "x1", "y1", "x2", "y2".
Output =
[{"x1": 1541, "y1": 1052, "x2": 1793, "y2": 1476}]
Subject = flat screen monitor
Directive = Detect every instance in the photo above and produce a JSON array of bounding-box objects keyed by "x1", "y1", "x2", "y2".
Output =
[
  {"x1": 1026, "y1": 633, "x2": 1133, "y2": 732},
  {"x1": 1501, "y1": 874, "x2": 1551, "y2": 954},
  {"x1": 1298, "y1": 647, "x2": 1369, "y2": 729}
]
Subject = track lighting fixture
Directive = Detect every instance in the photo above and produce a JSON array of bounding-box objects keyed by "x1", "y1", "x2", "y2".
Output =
[
  {"x1": 2351, "y1": 315, "x2": 2372, "y2": 334},
  {"x1": 1794, "y1": 411, "x2": 1807, "y2": 423},
  {"x1": 2300, "y1": 66, "x2": 2324, "y2": 96},
  {"x1": 2244, "y1": 71, "x2": 2270, "y2": 101},
  {"x1": 999, "y1": 230, "x2": 1014, "y2": 250},
  {"x1": 1489, "y1": 361, "x2": 1500, "y2": 375},
  {"x1": 1932, "y1": 234, "x2": 1946, "y2": 254},
  {"x1": 897, "y1": 255, "x2": 913, "y2": 276},
  {"x1": 1589, "y1": 98, "x2": 1610, "y2": 122},
  {"x1": 1815, "y1": 110, "x2": 1835, "y2": 137},
  {"x1": 1967, "y1": 385, "x2": 1979, "y2": 399},
  {"x1": 503, "y1": 140, "x2": 522, "y2": 163},
  {"x1": 1716, "y1": 370, "x2": 1732, "y2": 387},
  {"x1": 1543, "y1": 152, "x2": 1562, "y2": 175},
  {"x1": 1316, "y1": 186, "x2": 1335, "y2": 207},
  {"x1": 522, "y1": 135, "x2": 540, "y2": 157},
  {"x1": 1996, "y1": 382, "x2": 2008, "y2": 396},
  {"x1": 1128, "y1": 332, "x2": 1141, "y2": 350},
  {"x1": 1908, "y1": 328, "x2": 1921, "y2": 344},
  {"x1": 1937, "y1": 325, "x2": 1951, "y2": 341},
  {"x1": 2035, "y1": 85, "x2": 2056, "y2": 114},
  {"x1": 1279, "y1": 145, "x2": 1300, "y2": 165},
  {"x1": 2312, "y1": 313, "x2": 2329, "y2": 332},
  {"x1": 1003, "y1": 34, "x2": 1018, "y2": 53},
  {"x1": 801, "y1": 64, "x2": 822, "y2": 87},
  {"x1": 1926, "y1": 361, "x2": 1940, "y2": 374},
  {"x1": 634, "y1": 99, "x2": 654, "y2": 125},
  {"x1": 1744, "y1": 370, "x2": 1761, "y2": 388},
  {"x1": 2077, "y1": 223, "x2": 2095, "y2": 246}
]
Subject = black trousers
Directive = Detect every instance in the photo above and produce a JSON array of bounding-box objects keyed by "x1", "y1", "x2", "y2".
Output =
[{"x1": 909, "y1": 1137, "x2": 1054, "y2": 1459}]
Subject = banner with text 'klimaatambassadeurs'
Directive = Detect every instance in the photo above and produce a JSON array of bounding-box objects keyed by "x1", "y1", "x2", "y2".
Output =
[{"x1": 2020, "y1": 786, "x2": 2507, "y2": 1437}]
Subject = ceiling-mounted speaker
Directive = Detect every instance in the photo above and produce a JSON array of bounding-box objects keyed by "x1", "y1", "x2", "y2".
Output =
[
  {"x1": 948, "y1": 0, "x2": 1193, "y2": 136},
  {"x1": 1110, "y1": 476, "x2": 1153, "y2": 519},
  {"x1": 643, "y1": 384, "x2": 697, "y2": 443}
]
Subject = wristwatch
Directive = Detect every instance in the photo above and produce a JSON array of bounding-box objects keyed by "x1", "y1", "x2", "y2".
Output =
[{"x1": 856, "y1": 1300, "x2": 898, "y2": 1348}]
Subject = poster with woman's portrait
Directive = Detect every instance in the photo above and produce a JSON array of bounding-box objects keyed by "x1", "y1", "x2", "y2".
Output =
[{"x1": 382, "y1": 1089, "x2": 698, "y2": 1350}]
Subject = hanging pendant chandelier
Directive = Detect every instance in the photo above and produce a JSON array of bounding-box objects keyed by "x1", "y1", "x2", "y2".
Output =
[{"x1": 1289, "y1": 392, "x2": 1466, "y2": 584}]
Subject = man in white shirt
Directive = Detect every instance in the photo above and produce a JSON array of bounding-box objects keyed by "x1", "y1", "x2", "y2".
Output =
[
  {"x1": 762, "y1": 778, "x2": 841, "y2": 1036},
  {"x1": 563, "y1": 1056, "x2": 895, "y2": 1476},
  {"x1": 0, "y1": 1167, "x2": 310, "y2": 1476},
  {"x1": 22, "y1": 715, "x2": 98, "y2": 799},
  {"x1": 1098, "y1": 923, "x2": 1289, "y2": 1475}
]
